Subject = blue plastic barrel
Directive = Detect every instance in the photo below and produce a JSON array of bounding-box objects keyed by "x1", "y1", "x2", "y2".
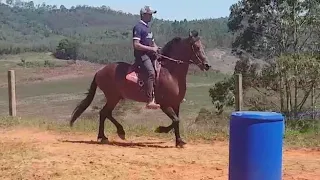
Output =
[{"x1": 228, "y1": 111, "x2": 284, "y2": 180}]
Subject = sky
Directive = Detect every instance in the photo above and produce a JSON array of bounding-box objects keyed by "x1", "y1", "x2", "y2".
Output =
[{"x1": 31, "y1": 0, "x2": 238, "y2": 20}]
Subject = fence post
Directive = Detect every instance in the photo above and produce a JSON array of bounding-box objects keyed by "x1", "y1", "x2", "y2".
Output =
[
  {"x1": 311, "y1": 86, "x2": 315, "y2": 120},
  {"x1": 8, "y1": 70, "x2": 16, "y2": 117},
  {"x1": 235, "y1": 73, "x2": 243, "y2": 111}
]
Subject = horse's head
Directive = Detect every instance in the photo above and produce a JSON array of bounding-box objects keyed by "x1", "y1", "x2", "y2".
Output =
[
  {"x1": 160, "y1": 31, "x2": 211, "y2": 71},
  {"x1": 186, "y1": 30, "x2": 211, "y2": 71}
]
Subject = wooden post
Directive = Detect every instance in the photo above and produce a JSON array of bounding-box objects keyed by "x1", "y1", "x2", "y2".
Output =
[
  {"x1": 311, "y1": 86, "x2": 315, "y2": 120},
  {"x1": 8, "y1": 70, "x2": 16, "y2": 117},
  {"x1": 235, "y1": 73, "x2": 243, "y2": 111}
]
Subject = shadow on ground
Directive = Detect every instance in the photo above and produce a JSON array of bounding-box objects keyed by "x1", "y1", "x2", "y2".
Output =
[{"x1": 60, "y1": 139, "x2": 175, "y2": 148}]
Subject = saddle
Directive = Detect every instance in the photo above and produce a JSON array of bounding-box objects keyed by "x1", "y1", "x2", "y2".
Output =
[{"x1": 126, "y1": 54, "x2": 162, "y2": 87}]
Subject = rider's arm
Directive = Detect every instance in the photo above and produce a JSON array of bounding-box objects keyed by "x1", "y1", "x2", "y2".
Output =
[
  {"x1": 132, "y1": 26, "x2": 154, "y2": 52},
  {"x1": 133, "y1": 40, "x2": 154, "y2": 51},
  {"x1": 151, "y1": 39, "x2": 158, "y2": 48}
]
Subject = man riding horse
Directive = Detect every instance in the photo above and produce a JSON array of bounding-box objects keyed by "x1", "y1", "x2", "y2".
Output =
[
  {"x1": 70, "y1": 5, "x2": 211, "y2": 147},
  {"x1": 132, "y1": 5, "x2": 160, "y2": 109}
]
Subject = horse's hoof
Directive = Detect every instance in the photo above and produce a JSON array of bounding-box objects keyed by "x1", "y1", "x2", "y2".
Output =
[
  {"x1": 118, "y1": 133, "x2": 126, "y2": 140},
  {"x1": 155, "y1": 126, "x2": 169, "y2": 133},
  {"x1": 97, "y1": 137, "x2": 109, "y2": 144},
  {"x1": 155, "y1": 126, "x2": 162, "y2": 133},
  {"x1": 176, "y1": 139, "x2": 187, "y2": 148},
  {"x1": 117, "y1": 129, "x2": 126, "y2": 140}
]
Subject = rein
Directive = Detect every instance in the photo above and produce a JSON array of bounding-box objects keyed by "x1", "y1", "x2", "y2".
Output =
[
  {"x1": 155, "y1": 45, "x2": 203, "y2": 66},
  {"x1": 157, "y1": 54, "x2": 186, "y2": 64}
]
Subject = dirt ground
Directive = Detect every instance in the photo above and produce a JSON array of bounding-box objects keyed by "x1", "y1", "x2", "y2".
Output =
[{"x1": 0, "y1": 128, "x2": 319, "y2": 180}]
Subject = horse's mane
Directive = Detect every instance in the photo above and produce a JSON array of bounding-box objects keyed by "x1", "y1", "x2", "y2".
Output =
[
  {"x1": 161, "y1": 37, "x2": 182, "y2": 56},
  {"x1": 160, "y1": 30, "x2": 199, "y2": 56}
]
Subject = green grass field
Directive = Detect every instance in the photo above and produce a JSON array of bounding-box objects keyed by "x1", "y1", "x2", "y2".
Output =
[
  {"x1": 0, "y1": 69, "x2": 225, "y2": 121},
  {"x1": 0, "y1": 53, "x2": 228, "y2": 129},
  {"x1": 0, "y1": 53, "x2": 318, "y2": 147}
]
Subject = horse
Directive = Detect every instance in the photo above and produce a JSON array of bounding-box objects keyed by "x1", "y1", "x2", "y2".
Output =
[{"x1": 70, "y1": 30, "x2": 211, "y2": 147}]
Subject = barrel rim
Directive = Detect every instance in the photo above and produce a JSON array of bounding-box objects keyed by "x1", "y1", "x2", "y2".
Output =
[{"x1": 231, "y1": 111, "x2": 284, "y2": 121}]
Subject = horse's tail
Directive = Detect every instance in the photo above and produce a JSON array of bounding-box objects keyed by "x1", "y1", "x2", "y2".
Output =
[{"x1": 70, "y1": 73, "x2": 97, "y2": 127}]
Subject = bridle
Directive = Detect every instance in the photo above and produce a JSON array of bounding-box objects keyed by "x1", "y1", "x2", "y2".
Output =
[{"x1": 155, "y1": 43, "x2": 204, "y2": 67}]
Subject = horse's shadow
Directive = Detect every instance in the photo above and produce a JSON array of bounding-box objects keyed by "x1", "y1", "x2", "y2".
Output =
[{"x1": 60, "y1": 139, "x2": 174, "y2": 148}]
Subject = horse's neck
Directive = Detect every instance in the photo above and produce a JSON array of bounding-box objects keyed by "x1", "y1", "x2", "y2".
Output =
[
  {"x1": 161, "y1": 60, "x2": 189, "y2": 83},
  {"x1": 160, "y1": 39, "x2": 190, "y2": 84}
]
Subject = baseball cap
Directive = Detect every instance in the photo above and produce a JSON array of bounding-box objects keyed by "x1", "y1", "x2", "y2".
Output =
[{"x1": 140, "y1": 6, "x2": 157, "y2": 15}]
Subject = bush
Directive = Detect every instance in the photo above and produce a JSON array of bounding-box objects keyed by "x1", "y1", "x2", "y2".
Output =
[
  {"x1": 209, "y1": 76, "x2": 235, "y2": 114},
  {"x1": 54, "y1": 38, "x2": 80, "y2": 60}
]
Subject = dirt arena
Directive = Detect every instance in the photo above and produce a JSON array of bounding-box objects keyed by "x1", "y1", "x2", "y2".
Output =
[{"x1": 0, "y1": 128, "x2": 319, "y2": 180}]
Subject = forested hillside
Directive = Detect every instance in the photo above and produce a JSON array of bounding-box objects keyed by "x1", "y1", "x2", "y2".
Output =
[{"x1": 0, "y1": 0, "x2": 232, "y2": 63}]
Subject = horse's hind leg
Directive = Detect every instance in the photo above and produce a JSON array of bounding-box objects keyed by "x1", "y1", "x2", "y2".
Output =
[
  {"x1": 98, "y1": 97, "x2": 126, "y2": 142},
  {"x1": 107, "y1": 110, "x2": 126, "y2": 140},
  {"x1": 98, "y1": 103, "x2": 109, "y2": 143}
]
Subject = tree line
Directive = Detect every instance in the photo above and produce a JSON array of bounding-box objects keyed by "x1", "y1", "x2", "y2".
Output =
[{"x1": 0, "y1": 0, "x2": 233, "y2": 63}]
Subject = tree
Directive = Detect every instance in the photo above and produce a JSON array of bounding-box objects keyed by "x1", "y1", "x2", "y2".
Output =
[
  {"x1": 54, "y1": 38, "x2": 79, "y2": 60},
  {"x1": 210, "y1": 0, "x2": 320, "y2": 118},
  {"x1": 228, "y1": 0, "x2": 320, "y2": 113},
  {"x1": 260, "y1": 53, "x2": 320, "y2": 117},
  {"x1": 6, "y1": 0, "x2": 13, "y2": 5},
  {"x1": 228, "y1": 0, "x2": 320, "y2": 59}
]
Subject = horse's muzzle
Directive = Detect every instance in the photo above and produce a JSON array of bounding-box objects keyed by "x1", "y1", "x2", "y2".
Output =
[{"x1": 204, "y1": 63, "x2": 211, "y2": 71}]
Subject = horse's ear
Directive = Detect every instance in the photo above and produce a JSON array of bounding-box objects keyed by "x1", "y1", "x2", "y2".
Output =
[
  {"x1": 188, "y1": 30, "x2": 199, "y2": 43},
  {"x1": 191, "y1": 30, "x2": 199, "y2": 37},
  {"x1": 187, "y1": 29, "x2": 193, "y2": 43}
]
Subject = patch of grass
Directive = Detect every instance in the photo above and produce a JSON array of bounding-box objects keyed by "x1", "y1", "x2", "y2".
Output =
[
  {"x1": 186, "y1": 107, "x2": 320, "y2": 147},
  {"x1": 0, "y1": 70, "x2": 220, "y2": 118},
  {"x1": 0, "y1": 77, "x2": 93, "y2": 102},
  {"x1": 0, "y1": 109, "x2": 319, "y2": 148},
  {"x1": 0, "y1": 52, "x2": 71, "y2": 87},
  {"x1": 284, "y1": 128, "x2": 320, "y2": 148},
  {"x1": 187, "y1": 71, "x2": 230, "y2": 86},
  {"x1": 0, "y1": 111, "x2": 225, "y2": 141},
  {"x1": 0, "y1": 116, "x2": 170, "y2": 140},
  {"x1": 17, "y1": 59, "x2": 65, "y2": 68},
  {"x1": 0, "y1": 52, "x2": 59, "y2": 63},
  {"x1": 0, "y1": 52, "x2": 68, "y2": 69}
]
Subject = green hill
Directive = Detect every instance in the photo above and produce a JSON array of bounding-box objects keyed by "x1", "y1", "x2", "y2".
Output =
[{"x1": 0, "y1": 1, "x2": 232, "y2": 63}]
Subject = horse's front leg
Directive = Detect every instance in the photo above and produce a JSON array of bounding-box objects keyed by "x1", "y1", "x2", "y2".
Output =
[
  {"x1": 155, "y1": 105, "x2": 180, "y2": 133},
  {"x1": 158, "y1": 105, "x2": 186, "y2": 147}
]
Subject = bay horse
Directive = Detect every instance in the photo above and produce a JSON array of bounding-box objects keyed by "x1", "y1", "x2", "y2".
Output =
[{"x1": 70, "y1": 30, "x2": 211, "y2": 147}]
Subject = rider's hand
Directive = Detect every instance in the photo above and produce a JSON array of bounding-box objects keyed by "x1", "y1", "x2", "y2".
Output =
[
  {"x1": 150, "y1": 46, "x2": 159, "y2": 53},
  {"x1": 156, "y1": 46, "x2": 161, "y2": 53}
]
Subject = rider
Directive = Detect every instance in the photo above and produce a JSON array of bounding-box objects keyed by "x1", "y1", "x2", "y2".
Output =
[{"x1": 132, "y1": 6, "x2": 160, "y2": 109}]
